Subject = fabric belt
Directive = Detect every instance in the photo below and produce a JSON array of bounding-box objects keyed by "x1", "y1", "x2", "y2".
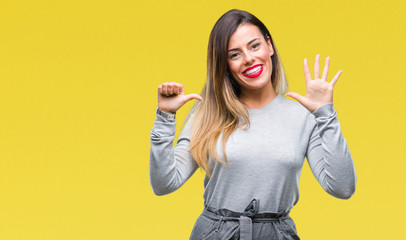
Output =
[{"x1": 202, "y1": 199, "x2": 289, "y2": 240}]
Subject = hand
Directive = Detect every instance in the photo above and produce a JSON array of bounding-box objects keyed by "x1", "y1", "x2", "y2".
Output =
[
  {"x1": 157, "y1": 82, "x2": 203, "y2": 113},
  {"x1": 286, "y1": 54, "x2": 342, "y2": 113}
]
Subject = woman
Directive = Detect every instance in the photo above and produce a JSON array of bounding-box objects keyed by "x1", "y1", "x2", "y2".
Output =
[{"x1": 150, "y1": 9, "x2": 356, "y2": 240}]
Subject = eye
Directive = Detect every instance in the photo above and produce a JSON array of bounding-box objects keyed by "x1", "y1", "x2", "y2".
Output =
[
  {"x1": 229, "y1": 53, "x2": 239, "y2": 59},
  {"x1": 252, "y1": 43, "x2": 260, "y2": 49}
]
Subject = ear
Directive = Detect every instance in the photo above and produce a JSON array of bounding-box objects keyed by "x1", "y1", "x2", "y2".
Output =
[{"x1": 266, "y1": 36, "x2": 274, "y2": 57}]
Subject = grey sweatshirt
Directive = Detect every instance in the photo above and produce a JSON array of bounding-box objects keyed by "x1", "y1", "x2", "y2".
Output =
[{"x1": 149, "y1": 94, "x2": 357, "y2": 213}]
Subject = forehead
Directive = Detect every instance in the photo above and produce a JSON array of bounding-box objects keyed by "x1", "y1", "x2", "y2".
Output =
[{"x1": 228, "y1": 23, "x2": 263, "y2": 48}]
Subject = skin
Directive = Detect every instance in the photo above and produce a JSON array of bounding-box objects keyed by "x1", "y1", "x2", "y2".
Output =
[
  {"x1": 157, "y1": 25, "x2": 343, "y2": 114},
  {"x1": 157, "y1": 82, "x2": 202, "y2": 113},
  {"x1": 227, "y1": 23, "x2": 277, "y2": 109},
  {"x1": 286, "y1": 55, "x2": 343, "y2": 112}
]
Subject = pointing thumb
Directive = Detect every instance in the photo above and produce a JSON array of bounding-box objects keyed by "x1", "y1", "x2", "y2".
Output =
[{"x1": 183, "y1": 93, "x2": 203, "y2": 104}]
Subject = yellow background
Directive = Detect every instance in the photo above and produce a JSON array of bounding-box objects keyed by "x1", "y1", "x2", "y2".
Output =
[{"x1": 1, "y1": 0, "x2": 405, "y2": 239}]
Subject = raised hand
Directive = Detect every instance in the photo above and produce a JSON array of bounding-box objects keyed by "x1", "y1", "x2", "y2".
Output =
[
  {"x1": 157, "y1": 82, "x2": 203, "y2": 113},
  {"x1": 286, "y1": 54, "x2": 343, "y2": 113}
]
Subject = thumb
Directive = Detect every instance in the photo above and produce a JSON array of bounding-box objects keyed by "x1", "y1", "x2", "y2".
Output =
[
  {"x1": 182, "y1": 93, "x2": 203, "y2": 104},
  {"x1": 285, "y1": 92, "x2": 305, "y2": 104}
]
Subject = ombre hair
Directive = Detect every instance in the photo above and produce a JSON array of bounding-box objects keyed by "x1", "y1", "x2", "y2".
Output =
[{"x1": 188, "y1": 9, "x2": 288, "y2": 177}]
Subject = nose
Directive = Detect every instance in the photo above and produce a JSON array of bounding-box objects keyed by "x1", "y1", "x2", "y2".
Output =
[{"x1": 243, "y1": 52, "x2": 255, "y2": 65}]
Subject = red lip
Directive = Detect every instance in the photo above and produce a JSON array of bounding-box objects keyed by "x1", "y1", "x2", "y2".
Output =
[
  {"x1": 243, "y1": 64, "x2": 262, "y2": 73},
  {"x1": 242, "y1": 64, "x2": 263, "y2": 78}
]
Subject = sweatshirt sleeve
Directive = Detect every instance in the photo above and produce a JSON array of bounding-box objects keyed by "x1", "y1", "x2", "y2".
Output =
[
  {"x1": 149, "y1": 110, "x2": 199, "y2": 196},
  {"x1": 305, "y1": 103, "x2": 357, "y2": 199}
]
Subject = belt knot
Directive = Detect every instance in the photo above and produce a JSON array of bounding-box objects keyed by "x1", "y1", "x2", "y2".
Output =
[{"x1": 238, "y1": 199, "x2": 259, "y2": 240}]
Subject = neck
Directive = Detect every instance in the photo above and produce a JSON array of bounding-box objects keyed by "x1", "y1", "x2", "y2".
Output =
[{"x1": 239, "y1": 83, "x2": 278, "y2": 109}]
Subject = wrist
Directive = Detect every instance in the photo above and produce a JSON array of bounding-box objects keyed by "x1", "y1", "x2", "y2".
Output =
[
  {"x1": 157, "y1": 107, "x2": 175, "y2": 114},
  {"x1": 156, "y1": 108, "x2": 176, "y2": 121},
  {"x1": 312, "y1": 102, "x2": 335, "y2": 118}
]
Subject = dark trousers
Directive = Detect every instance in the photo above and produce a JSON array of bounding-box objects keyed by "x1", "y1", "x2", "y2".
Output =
[{"x1": 190, "y1": 199, "x2": 300, "y2": 240}]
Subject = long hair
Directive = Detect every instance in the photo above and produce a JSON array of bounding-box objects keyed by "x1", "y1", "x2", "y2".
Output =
[{"x1": 188, "y1": 9, "x2": 288, "y2": 177}]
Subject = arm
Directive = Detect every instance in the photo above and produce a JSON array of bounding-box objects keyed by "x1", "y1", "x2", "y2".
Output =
[
  {"x1": 149, "y1": 82, "x2": 202, "y2": 196},
  {"x1": 149, "y1": 110, "x2": 199, "y2": 196},
  {"x1": 306, "y1": 103, "x2": 357, "y2": 199},
  {"x1": 286, "y1": 55, "x2": 356, "y2": 198}
]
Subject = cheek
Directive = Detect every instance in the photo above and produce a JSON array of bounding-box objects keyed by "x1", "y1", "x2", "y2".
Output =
[
  {"x1": 262, "y1": 51, "x2": 273, "y2": 68},
  {"x1": 227, "y1": 62, "x2": 240, "y2": 75},
  {"x1": 261, "y1": 49, "x2": 272, "y2": 59},
  {"x1": 227, "y1": 63, "x2": 242, "y2": 83}
]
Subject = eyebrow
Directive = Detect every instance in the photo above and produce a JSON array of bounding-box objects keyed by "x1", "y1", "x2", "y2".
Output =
[{"x1": 228, "y1": 38, "x2": 260, "y2": 52}]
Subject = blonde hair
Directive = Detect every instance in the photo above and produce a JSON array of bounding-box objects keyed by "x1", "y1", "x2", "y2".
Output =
[{"x1": 188, "y1": 9, "x2": 288, "y2": 177}]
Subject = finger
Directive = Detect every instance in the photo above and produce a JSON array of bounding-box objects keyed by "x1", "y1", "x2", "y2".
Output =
[
  {"x1": 176, "y1": 83, "x2": 184, "y2": 95},
  {"x1": 303, "y1": 58, "x2": 312, "y2": 84},
  {"x1": 179, "y1": 83, "x2": 185, "y2": 95},
  {"x1": 314, "y1": 54, "x2": 320, "y2": 80},
  {"x1": 158, "y1": 85, "x2": 163, "y2": 94},
  {"x1": 322, "y1": 56, "x2": 330, "y2": 81},
  {"x1": 182, "y1": 93, "x2": 203, "y2": 104},
  {"x1": 172, "y1": 83, "x2": 179, "y2": 95},
  {"x1": 167, "y1": 82, "x2": 174, "y2": 95},
  {"x1": 285, "y1": 92, "x2": 305, "y2": 105},
  {"x1": 330, "y1": 70, "x2": 343, "y2": 87},
  {"x1": 161, "y1": 83, "x2": 168, "y2": 96}
]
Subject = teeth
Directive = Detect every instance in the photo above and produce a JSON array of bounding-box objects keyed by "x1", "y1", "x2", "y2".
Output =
[{"x1": 244, "y1": 65, "x2": 262, "y2": 75}]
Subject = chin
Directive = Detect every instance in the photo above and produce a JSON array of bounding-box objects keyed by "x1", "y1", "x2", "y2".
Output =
[{"x1": 240, "y1": 77, "x2": 271, "y2": 90}]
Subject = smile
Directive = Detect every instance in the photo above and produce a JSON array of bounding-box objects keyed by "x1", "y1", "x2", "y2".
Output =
[{"x1": 242, "y1": 65, "x2": 263, "y2": 78}]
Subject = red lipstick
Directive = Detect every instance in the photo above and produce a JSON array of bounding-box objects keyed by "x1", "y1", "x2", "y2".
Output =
[{"x1": 242, "y1": 64, "x2": 263, "y2": 78}]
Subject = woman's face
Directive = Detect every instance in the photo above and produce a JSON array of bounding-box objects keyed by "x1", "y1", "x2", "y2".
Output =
[{"x1": 227, "y1": 23, "x2": 274, "y2": 93}]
